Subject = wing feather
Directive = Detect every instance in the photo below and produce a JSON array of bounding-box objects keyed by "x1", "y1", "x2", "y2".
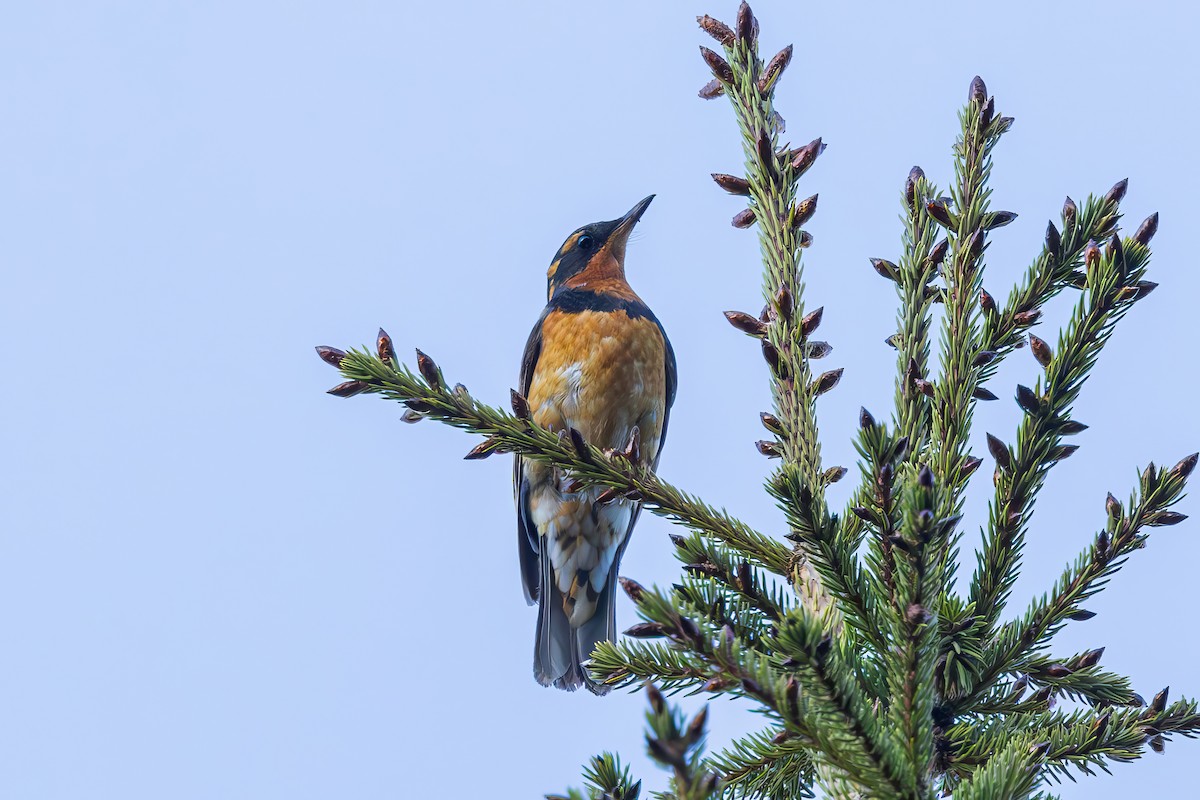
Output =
[{"x1": 514, "y1": 311, "x2": 546, "y2": 604}]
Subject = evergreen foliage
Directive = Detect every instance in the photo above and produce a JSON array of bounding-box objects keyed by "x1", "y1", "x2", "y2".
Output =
[{"x1": 317, "y1": 4, "x2": 1196, "y2": 797}]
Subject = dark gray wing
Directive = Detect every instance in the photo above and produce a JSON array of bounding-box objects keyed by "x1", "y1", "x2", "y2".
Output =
[
  {"x1": 514, "y1": 311, "x2": 546, "y2": 605},
  {"x1": 655, "y1": 319, "x2": 678, "y2": 468}
]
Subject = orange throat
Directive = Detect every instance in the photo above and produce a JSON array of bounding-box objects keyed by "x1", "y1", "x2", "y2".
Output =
[{"x1": 560, "y1": 253, "x2": 639, "y2": 300}]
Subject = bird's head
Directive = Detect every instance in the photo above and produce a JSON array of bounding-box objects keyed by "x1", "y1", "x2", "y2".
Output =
[{"x1": 545, "y1": 195, "x2": 654, "y2": 299}]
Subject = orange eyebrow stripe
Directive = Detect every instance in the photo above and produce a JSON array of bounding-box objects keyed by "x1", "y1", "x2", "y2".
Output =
[{"x1": 558, "y1": 232, "x2": 582, "y2": 255}]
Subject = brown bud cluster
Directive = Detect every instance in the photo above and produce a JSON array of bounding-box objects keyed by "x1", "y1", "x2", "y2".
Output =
[
  {"x1": 463, "y1": 438, "x2": 501, "y2": 460},
  {"x1": 761, "y1": 339, "x2": 783, "y2": 375},
  {"x1": 1029, "y1": 334, "x2": 1053, "y2": 367},
  {"x1": 929, "y1": 238, "x2": 949, "y2": 268},
  {"x1": 732, "y1": 207, "x2": 757, "y2": 228},
  {"x1": 315, "y1": 345, "x2": 346, "y2": 368},
  {"x1": 712, "y1": 173, "x2": 751, "y2": 195},
  {"x1": 960, "y1": 457, "x2": 983, "y2": 480},
  {"x1": 755, "y1": 440, "x2": 781, "y2": 458},
  {"x1": 1134, "y1": 212, "x2": 1159, "y2": 246},
  {"x1": 926, "y1": 199, "x2": 954, "y2": 228},
  {"x1": 1063, "y1": 196, "x2": 1078, "y2": 228},
  {"x1": 1045, "y1": 221, "x2": 1061, "y2": 257},
  {"x1": 699, "y1": 46, "x2": 734, "y2": 83},
  {"x1": 871, "y1": 258, "x2": 900, "y2": 282},
  {"x1": 1132, "y1": 281, "x2": 1158, "y2": 300},
  {"x1": 724, "y1": 310, "x2": 767, "y2": 337},
  {"x1": 801, "y1": 305, "x2": 823, "y2": 336},
  {"x1": 696, "y1": 14, "x2": 735, "y2": 46},
  {"x1": 698, "y1": 79, "x2": 725, "y2": 100},
  {"x1": 789, "y1": 138, "x2": 824, "y2": 175},
  {"x1": 792, "y1": 194, "x2": 818, "y2": 228},
  {"x1": 806, "y1": 341, "x2": 832, "y2": 358},
  {"x1": 759, "y1": 44, "x2": 793, "y2": 92},
  {"x1": 972, "y1": 350, "x2": 997, "y2": 367},
  {"x1": 624, "y1": 622, "x2": 666, "y2": 639},
  {"x1": 1149, "y1": 686, "x2": 1170, "y2": 714},
  {"x1": 1171, "y1": 452, "x2": 1199, "y2": 480},
  {"x1": 905, "y1": 166, "x2": 925, "y2": 209},
  {"x1": 510, "y1": 389, "x2": 531, "y2": 420},
  {"x1": 987, "y1": 433, "x2": 1011, "y2": 470},
  {"x1": 1077, "y1": 647, "x2": 1105, "y2": 669},
  {"x1": 568, "y1": 427, "x2": 590, "y2": 461},
  {"x1": 327, "y1": 380, "x2": 368, "y2": 398},
  {"x1": 415, "y1": 349, "x2": 441, "y2": 390},
  {"x1": 370, "y1": 329, "x2": 394, "y2": 365},
  {"x1": 1013, "y1": 309, "x2": 1042, "y2": 327},
  {"x1": 1105, "y1": 177, "x2": 1129, "y2": 205},
  {"x1": 774, "y1": 285, "x2": 794, "y2": 322},
  {"x1": 759, "y1": 412, "x2": 784, "y2": 435},
  {"x1": 736, "y1": 1, "x2": 756, "y2": 44},
  {"x1": 969, "y1": 75, "x2": 987, "y2": 105},
  {"x1": 755, "y1": 130, "x2": 777, "y2": 179},
  {"x1": 813, "y1": 368, "x2": 843, "y2": 396},
  {"x1": 824, "y1": 466, "x2": 848, "y2": 484},
  {"x1": 984, "y1": 210, "x2": 1018, "y2": 230}
]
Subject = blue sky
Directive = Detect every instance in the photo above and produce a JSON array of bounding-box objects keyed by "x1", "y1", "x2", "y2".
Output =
[{"x1": 1, "y1": 1, "x2": 1197, "y2": 797}]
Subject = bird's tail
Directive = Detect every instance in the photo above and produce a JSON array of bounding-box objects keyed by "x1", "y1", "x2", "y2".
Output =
[{"x1": 533, "y1": 558, "x2": 616, "y2": 695}]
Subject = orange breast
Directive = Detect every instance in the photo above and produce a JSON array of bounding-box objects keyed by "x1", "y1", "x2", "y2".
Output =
[{"x1": 528, "y1": 309, "x2": 667, "y2": 458}]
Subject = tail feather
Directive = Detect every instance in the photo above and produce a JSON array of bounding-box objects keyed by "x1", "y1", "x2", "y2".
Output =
[
  {"x1": 573, "y1": 577, "x2": 616, "y2": 695},
  {"x1": 534, "y1": 549, "x2": 579, "y2": 690},
  {"x1": 533, "y1": 555, "x2": 618, "y2": 695}
]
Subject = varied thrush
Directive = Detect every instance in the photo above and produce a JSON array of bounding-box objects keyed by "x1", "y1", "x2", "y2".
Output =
[{"x1": 515, "y1": 195, "x2": 676, "y2": 693}]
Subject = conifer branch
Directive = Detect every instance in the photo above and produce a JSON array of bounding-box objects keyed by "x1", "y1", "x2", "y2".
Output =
[
  {"x1": 769, "y1": 615, "x2": 911, "y2": 798},
  {"x1": 773, "y1": 463, "x2": 891, "y2": 653},
  {"x1": 891, "y1": 173, "x2": 943, "y2": 449},
  {"x1": 590, "y1": 639, "x2": 710, "y2": 693},
  {"x1": 620, "y1": 574, "x2": 905, "y2": 796},
  {"x1": 946, "y1": 734, "x2": 1045, "y2": 800},
  {"x1": 550, "y1": 753, "x2": 642, "y2": 800},
  {"x1": 930, "y1": 78, "x2": 1011, "y2": 517},
  {"x1": 958, "y1": 237, "x2": 1155, "y2": 694},
  {"x1": 1016, "y1": 657, "x2": 1134, "y2": 708},
  {"x1": 670, "y1": 532, "x2": 792, "y2": 623},
  {"x1": 946, "y1": 699, "x2": 1200, "y2": 785},
  {"x1": 853, "y1": 411, "x2": 915, "y2": 629},
  {"x1": 954, "y1": 453, "x2": 1192, "y2": 710},
  {"x1": 702, "y1": 3, "x2": 839, "y2": 614},
  {"x1": 978, "y1": 194, "x2": 1121, "y2": 382},
  {"x1": 556, "y1": 692, "x2": 724, "y2": 800},
  {"x1": 674, "y1": 577, "x2": 777, "y2": 652},
  {"x1": 720, "y1": 33, "x2": 826, "y2": 496},
  {"x1": 600, "y1": 580, "x2": 775, "y2": 697},
  {"x1": 704, "y1": 728, "x2": 815, "y2": 799},
  {"x1": 841, "y1": 178, "x2": 941, "y2": 628},
  {"x1": 883, "y1": 467, "x2": 957, "y2": 796},
  {"x1": 966, "y1": 681, "x2": 1054, "y2": 718},
  {"x1": 321, "y1": 348, "x2": 793, "y2": 575},
  {"x1": 642, "y1": 684, "x2": 723, "y2": 799}
]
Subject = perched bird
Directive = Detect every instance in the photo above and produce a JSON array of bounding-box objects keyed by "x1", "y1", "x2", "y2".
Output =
[{"x1": 514, "y1": 196, "x2": 676, "y2": 693}]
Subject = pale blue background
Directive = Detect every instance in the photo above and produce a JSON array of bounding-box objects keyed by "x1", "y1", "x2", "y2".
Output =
[{"x1": 1, "y1": 1, "x2": 1197, "y2": 797}]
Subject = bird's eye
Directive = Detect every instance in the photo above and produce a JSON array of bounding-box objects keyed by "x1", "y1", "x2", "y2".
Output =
[{"x1": 577, "y1": 235, "x2": 594, "y2": 251}]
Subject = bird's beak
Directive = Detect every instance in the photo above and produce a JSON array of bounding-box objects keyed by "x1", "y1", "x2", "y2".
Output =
[{"x1": 609, "y1": 194, "x2": 655, "y2": 263}]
